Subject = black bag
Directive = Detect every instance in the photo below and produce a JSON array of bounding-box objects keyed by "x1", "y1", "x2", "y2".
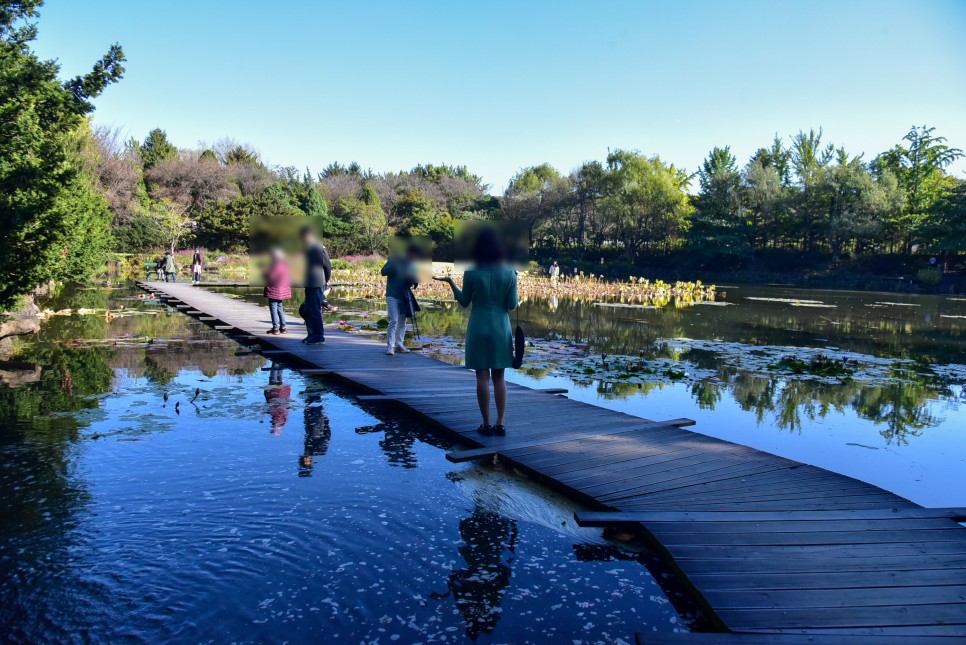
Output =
[{"x1": 512, "y1": 306, "x2": 525, "y2": 369}]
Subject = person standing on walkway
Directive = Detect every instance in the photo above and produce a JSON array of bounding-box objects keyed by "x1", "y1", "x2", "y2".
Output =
[
  {"x1": 549, "y1": 260, "x2": 560, "y2": 284},
  {"x1": 264, "y1": 248, "x2": 291, "y2": 335},
  {"x1": 163, "y1": 251, "x2": 177, "y2": 282},
  {"x1": 301, "y1": 225, "x2": 331, "y2": 345},
  {"x1": 381, "y1": 246, "x2": 418, "y2": 355},
  {"x1": 434, "y1": 227, "x2": 518, "y2": 436},
  {"x1": 191, "y1": 247, "x2": 203, "y2": 283}
]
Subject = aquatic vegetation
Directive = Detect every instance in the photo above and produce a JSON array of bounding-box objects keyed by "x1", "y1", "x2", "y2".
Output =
[
  {"x1": 331, "y1": 265, "x2": 717, "y2": 308},
  {"x1": 769, "y1": 354, "x2": 857, "y2": 378}
]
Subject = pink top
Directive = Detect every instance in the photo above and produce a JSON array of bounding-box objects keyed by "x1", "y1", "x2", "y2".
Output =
[{"x1": 264, "y1": 259, "x2": 292, "y2": 300}]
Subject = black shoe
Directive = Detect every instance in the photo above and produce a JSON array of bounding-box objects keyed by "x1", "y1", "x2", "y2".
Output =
[
  {"x1": 305, "y1": 339, "x2": 325, "y2": 345},
  {"x1": 267, "y1": 328, "x2": 279, "y2": 335},
  {"x1": 478, "y1": 424, "x2": 493, "y2": 436},
  {"x1": 492, "y1": 424, "x2": 506, "y2": 436},
  {"x1": 279, "y1": 327, "x2": 287, "y2": 334}
]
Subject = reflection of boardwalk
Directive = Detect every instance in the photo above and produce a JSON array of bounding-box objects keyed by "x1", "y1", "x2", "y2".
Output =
[{"x1": 139, "y1": 281, "x2": 966, "y2": 639}]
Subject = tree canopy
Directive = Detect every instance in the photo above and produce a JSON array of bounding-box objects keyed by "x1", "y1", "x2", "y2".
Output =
[{"x1": 0, "y1": 0, "x2": 124, "y2": 308}]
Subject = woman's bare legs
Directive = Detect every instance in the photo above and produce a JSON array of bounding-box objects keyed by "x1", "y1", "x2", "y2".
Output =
[
  {"x1": 475, "y1": 369, "x2": 491, "y2": 426},
  {"x1": 492, "y1": 368, "x2": 507, "y2": 426}
]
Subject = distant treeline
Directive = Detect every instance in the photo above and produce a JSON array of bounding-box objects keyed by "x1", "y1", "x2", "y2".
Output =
[{"x1": 95, "y1": 125, "x2": 964, "y2": 275}]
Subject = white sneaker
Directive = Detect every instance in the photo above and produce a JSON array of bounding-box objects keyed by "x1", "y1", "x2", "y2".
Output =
[
  {"x1": 395, "y1": 345, "x2": 410, "y2": 353},
  {"x1": 386, "y1": 347, "x2": 394, "y2": 355}
]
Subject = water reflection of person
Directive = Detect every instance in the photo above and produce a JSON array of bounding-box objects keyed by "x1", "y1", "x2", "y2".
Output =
[
  {"x1": 437, "y1": 501, "x2": 518, "y2": 639},
  {"x1": 355, "y1": 419, "x2": 418, "y2": 468},
  {"x1": 264, "y1": 362, "x2": 291, "y2": 435},
  {"x1": 299, "y1": 389, "x2": 331, "y2": 477}
]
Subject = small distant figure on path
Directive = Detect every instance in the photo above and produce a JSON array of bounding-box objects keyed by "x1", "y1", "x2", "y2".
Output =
[
  {"x1": 264, "y1": 248, "x2": 291, "y2": 335},
  {"x1": 549, "y1": 260, "x2": 560, "y2": 284},
  {"x1": 435, "y1": 227, "x2": 518, "y2": 437},
  {"x1": 191, "y1": 247, "x2": 203, "y2": 283},
  {"x1": 300, "y1": 225, "x2": 332, "y2": 345},
  {"x1": 163, "y1": 251, "x2": 177, "y2": 282},
  {"x1": 264, "y1": 361, "x2": 291, "y2": 435},
  {"x1": 155, "y1": 255, "x2": 165, "y2": 280},
  {"x1": 381, "y1": 244, "x2": 420, "y2": 355}
]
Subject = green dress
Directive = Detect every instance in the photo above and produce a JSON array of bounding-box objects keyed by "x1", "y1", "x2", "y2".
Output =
[{"x1": 452, "y1": 266, "x2": 519, "y2": 370}]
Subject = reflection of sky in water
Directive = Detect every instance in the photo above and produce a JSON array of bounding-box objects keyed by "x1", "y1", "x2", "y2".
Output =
[{"x1": 0, "y1": 287, "x2": 688, "y2": 642}]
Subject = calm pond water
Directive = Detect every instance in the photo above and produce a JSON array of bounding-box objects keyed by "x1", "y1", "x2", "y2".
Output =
[
  {"x1": 220, "y1": 282, "x2": 966, "y2": 510},
  {"x1": 0, "y1": 286, "x2": 691, "y2": 643}
]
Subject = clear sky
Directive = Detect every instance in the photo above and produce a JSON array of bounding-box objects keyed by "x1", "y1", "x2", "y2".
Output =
[{"x1": 34, "y1": 0, "x2": 966, "y2": 193}]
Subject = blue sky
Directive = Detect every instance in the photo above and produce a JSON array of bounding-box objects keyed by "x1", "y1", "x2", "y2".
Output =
[{"x1": 35, "y1": 0, "x2": 966, "y2": 192}]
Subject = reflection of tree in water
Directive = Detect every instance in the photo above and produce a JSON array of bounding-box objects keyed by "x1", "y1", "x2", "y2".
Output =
[
  {"x1": 434, "y1": 501, "x2": 518, "y2": 640},
  {"x1": 854, "y1": 378, "x2": 937, "y2": 446},
  {"x1": 299, "y1": 389, "x2": 331, "y2": 477}
]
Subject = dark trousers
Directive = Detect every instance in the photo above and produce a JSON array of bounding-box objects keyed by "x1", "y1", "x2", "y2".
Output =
[
  {"x1": 165, "y1": 272, "x2": 176, "y2": 282},
  {"x1": 304, "y1": 287, "x2": 325, "y2": 341}
]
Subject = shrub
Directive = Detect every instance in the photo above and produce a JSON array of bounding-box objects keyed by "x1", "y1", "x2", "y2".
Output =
[{"x1": 917, "y1": 268, "x2": 943, "y2": 286}]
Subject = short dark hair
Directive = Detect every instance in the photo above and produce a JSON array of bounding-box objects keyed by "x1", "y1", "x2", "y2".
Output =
[
  {"x1": 472, "y1": 227, "x2": 505, "y2": 266},
  {"x1": 300, "y1": 224, "x2": 314, "y2": 238}
]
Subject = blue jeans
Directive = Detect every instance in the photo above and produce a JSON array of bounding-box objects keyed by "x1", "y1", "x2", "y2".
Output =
[
  {"x1": 386, "y1": 296, "x2": 407, "y2": 348},
  {"x1": 268, "y1": 299, "x2": 286, "y2": 330},
  {"x1": 165, "y1": 272, "x2": 176, "y2": 282},
  {"x1": 304, "y1": 287, "x2": 325, "y2": 341}
]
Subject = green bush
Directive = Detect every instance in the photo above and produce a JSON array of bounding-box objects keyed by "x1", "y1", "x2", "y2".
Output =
[{"x1": 917, "y1": 268, "x2": 943, "y2": 286}]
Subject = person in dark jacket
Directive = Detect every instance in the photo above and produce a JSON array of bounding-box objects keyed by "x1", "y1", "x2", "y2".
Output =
[
  {"x1": 191, "y1": 248, "x2": 203, "y2": 283},
  {"x1": 263, "y1": 248, "x2": 292, "y2": 334},
  {"x1": 301, "y1": 225, "x2": 331, "y2": 345},
  {"x1": 380, "y1": 247, "x2": 419, "y2": 355}
]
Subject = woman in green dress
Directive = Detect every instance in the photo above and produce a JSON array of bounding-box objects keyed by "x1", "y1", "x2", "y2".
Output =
[{"x1": 435, "y1": 228, "x2": 518, "y2": 436}]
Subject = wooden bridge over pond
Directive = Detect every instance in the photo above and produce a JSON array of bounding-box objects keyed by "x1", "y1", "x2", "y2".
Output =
[{"x1": 138, "y1": 281, "x2": 966, "y2": 642}]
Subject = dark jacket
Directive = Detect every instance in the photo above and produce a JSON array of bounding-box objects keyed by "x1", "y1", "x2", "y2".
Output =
[{"x1": 305, "y1": 241, "x2": 332, "y2": 288}]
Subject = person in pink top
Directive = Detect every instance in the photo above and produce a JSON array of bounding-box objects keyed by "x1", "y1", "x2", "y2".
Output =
[{"x1": 263, "y1": 248, "x2": 292, "y2": 334}]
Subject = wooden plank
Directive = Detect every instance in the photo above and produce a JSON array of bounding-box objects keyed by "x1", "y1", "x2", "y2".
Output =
[
  {"x1": 213, "y1": 325, "x2": 235, "y2": 330},
  {"x1": 636, "y1": 634, "x2": 960, "y2": 644},
  {"x1": 575, "y1": 508, "x2": 966, "y2": 526},
  {"x1": 445, "y1": 418, "x2": 696, "y2": 462},
  {"x1": 687, "y1": 567, "x2": 966, "y2": 591},
  {"x1": 675, "y1": 552, "x2": 966, "y2": 575},
  {"x1": 646, "y1": 518, "x2": 960, "y2": 534},
  {"x1": 356, "y1": 387, "x2": 568, "y2": 401},
  {"x1": 703, "y1": 584, "x2": 966, "y2": 610},
  {"x1": 657, "y1": 528, "x2": 966, "y2": 547},
  {"x1": 717, "y1": 603, "x2": 966, "y2": 630}
]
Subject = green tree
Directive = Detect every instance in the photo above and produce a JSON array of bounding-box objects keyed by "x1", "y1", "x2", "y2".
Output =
[
  {"x1": 816, "y1": 151, "x2": 898, "y2": 260},
  {"x1": 690, "y1": 146, "x2": 748, "y2": 259},
  {"x1": 341, "y1": 182, "x2": 388, "y2": 254},
  {"x1": 502, "y1": 164, "x2": 570, "y2": 246},
  {"x1": 601, "y1": 150, "x2": 692, "y2": 257},
  {"x1": 875, "y1": 125, "x2": 963, "y2": 252},
  {"x1": 137, "y1": 128, "x2": 177, "y2": 169},
  {"x1": 0, "y1": 0, "x2": 124, "y2": 309}
]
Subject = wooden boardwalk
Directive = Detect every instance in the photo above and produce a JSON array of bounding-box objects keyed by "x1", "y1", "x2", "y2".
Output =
[{"x1": 139, "y1": 281, "x2": 966, "y2": 639}]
